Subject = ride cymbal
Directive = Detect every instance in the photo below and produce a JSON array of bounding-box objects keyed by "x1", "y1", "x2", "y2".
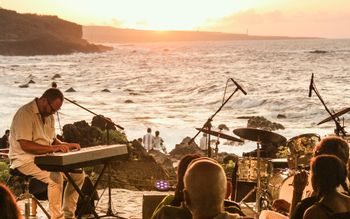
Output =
[{"x1": 233, "y1": 128, "x2": 286, "y2": 145}]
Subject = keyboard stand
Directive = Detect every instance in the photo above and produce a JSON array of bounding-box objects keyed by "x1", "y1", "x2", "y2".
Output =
[{"x1": 63, "y1": 161, "x2": 108, "y2": 219}]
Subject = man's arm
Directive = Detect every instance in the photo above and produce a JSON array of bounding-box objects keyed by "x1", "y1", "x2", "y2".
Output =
[
  {"x1": 18, "y1": 139, "x2": 70, "y2": 154},
  {"x1": 290, "y1": 171, "x2": 308, "y2": 215}
]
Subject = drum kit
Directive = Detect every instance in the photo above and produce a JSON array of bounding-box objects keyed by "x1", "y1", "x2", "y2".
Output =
[{"x1": 197, "y1": 126, "x2": 321, "y2": 215}]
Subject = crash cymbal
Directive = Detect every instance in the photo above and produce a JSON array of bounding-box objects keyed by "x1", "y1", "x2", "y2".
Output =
[
  {"x1": 317, "y1": 107, "x2": 350, "y2": 125},
  {"x1": 233, "y1": 128, "x2": 286, "y2": 145},
  {"x1": 196, "y1": 128, "x2": 243, "y2": 142}
]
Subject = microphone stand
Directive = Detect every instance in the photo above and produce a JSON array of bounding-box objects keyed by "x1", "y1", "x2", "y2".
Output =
[
  {"x1": 190, "y1": 87, "x2": 240, "y2": 157},
  {"x1": 64, "y1": 97, "x2": 124, "y2": 130},
  {"x1": 310, "y1": 80, "x2": 346, "y2": 136},
  {"x1": 64, "y1": 97, "x2": 124, "y2": 218}
]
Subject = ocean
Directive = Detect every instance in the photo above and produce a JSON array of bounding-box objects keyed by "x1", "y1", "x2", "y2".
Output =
[{"x1": 1, "y1": 39, "x2": 350, "y2": 156}]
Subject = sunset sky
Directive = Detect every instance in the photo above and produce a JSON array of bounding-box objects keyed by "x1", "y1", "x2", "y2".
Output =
[{"x1": 2, "y1": 0, "x2": 350, "y2": 38}]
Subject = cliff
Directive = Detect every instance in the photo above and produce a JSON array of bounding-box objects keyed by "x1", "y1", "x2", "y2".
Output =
[
  {"x1": 83, "y1": 25, "x2": 319, "y2": 43},
  {"x1": 0, "y1": 8, "x2": 111, "y2": 55}
]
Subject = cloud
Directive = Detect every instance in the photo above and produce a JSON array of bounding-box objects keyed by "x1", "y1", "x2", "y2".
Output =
[{"x1": 200, "y1": 9, "x2": 350, "y2": 38}]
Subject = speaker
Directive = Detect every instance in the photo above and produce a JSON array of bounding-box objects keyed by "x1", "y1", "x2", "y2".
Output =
[{"x1": 234, "y1": 181, "x2": 256, "y2": 202}]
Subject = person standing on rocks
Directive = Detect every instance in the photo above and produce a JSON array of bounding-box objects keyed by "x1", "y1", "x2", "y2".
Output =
[
  {"x1": 199, "y1": 133, "x2": 208, "y2": 151},
  {"x1": 153, "y1": 130, "x2": 166, "y2": 153},
  {"x1": 143, "y1": 127, "x2": 154, "y2": 152}
]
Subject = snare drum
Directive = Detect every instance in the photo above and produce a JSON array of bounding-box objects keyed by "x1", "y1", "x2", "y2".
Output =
[
  {"x1": 268, "y1": 172, "x2": 313, "y2": 203},
  {"x1": 237, "y1": 157, "x2": 272, "y2": 182}
]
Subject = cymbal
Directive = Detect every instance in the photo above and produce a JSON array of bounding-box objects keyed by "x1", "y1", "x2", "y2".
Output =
[
  {"x1": 233, "y1": 128, "x2": 286, "y2": 145},
  {"x1": 317, "y1": 107, "x2": 350, "y2": 125},
  {"x1": 196, "y1": 128, "x2": 243, "y2": 142}
]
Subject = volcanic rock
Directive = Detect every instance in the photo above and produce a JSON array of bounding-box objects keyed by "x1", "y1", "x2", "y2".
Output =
[
  {"x1": 247, "y1": 116, "x2": 285, "y2": 131},
  {"x1": 65, "y1": 87, "x2": 76, "y2": 92},
  {"x1": 52, "y1": 74, "x2": 61, "y2": 79},
  {"x1": 169, "y1": 137, "x2": 206, "y2": 160}
]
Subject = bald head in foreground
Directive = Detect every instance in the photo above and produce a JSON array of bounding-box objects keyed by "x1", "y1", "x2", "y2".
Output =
[{"x1": 184, "y1": 158, "x2": 240, "y2": 219}]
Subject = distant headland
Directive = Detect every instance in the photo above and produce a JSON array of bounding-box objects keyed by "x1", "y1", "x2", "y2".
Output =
[
  {"x1": 83, "y1": 26, "x2": 320, "y2": 43},
  {"x1": 0, "y1": 8, "x2": 111, "y2": 56}
]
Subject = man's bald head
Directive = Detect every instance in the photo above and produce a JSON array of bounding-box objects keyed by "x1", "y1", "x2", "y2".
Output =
[{"x1": 184, "y1": 159, "x2": 227, "y2": 217}]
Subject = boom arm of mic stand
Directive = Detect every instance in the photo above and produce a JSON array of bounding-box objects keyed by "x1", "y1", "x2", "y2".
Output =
[
  {"x1": 64, "y1": 97, "x2": 124, "y2": 130},
  {"x1": 189, "y1": 88, "x2": 240, "y2": 145},
  {"x1": 311, "y1": 84, "x2": 346, "y2": 136}
]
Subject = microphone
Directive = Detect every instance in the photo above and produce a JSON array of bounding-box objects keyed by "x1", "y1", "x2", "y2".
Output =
[
  {"x1": 231, "y1": 78, "x2": 247, "y2": 95},
  {"x1": 308, "y1": 73, "x2": 314, "y2": 97}
]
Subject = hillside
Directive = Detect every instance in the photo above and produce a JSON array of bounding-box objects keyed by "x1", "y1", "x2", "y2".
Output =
[
  {"x1": 83, "y1": 26, "x2": 318, "y2": 43},
  {"x1": 0, "y1": 8, "x2": 111, "y2": 55}
]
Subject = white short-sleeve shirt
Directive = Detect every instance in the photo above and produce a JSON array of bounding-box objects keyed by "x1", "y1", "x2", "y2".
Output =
[{"x1": 9, "y1": 98, "x2": 55, "y2": 168}]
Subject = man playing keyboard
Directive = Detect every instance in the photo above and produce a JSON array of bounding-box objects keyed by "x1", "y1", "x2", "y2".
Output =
[{"x1": 8, "y1": 88, "x2": 85, "y2": 219}]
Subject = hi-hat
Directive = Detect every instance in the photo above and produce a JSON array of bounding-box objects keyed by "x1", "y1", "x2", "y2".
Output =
[
  {"x1": 196, "y1": 128, "x2": 243, "y2": 142},
  {"x1": 318, "y1": 107, "x2": 350, "y2": 125},
  {"x1": 233, "y1": 128, "x2": 286, "y2": 145}
]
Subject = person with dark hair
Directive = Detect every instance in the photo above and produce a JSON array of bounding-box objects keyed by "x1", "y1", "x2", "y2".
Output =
[
  {"x1": 0, "y1": 183, "x2": 21, "y2": 219},
  {"x1": 290, "y1": 136, "x2": 350, "y2": 219},
  {"x1": 8, "y1": 88, "x2": 85, "y2": 219},
  {"x1": 0, "y1": 129, "x2": 10, "y2": 149},
  {"x1": 303, "y1": 155, "x2": 350, "y2": 219},
  {"x1": 151, "y1": 154, "x2": 201, "y2": 219},
  {"x1": 261, "y1": 136, "x2": 350, "y2": 219}
]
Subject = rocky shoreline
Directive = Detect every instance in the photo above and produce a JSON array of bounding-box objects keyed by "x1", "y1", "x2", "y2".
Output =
[{"x1": 0, "y1": 8, "x2": 112, "y2": 56}]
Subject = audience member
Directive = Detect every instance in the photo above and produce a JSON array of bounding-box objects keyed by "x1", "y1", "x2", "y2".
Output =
[
  {"x1": 290, "y1": 136, "x2": 350, "y2": 219},
  {"x1": 151, "y1": 154, "x2": 201, "y2": 219},
  {"x1": 183, "y1": 158, "x2": 240, "y2": 219},
  {"x1": 0, "y1": 183, "x2": 21, "y2": 219},
  {"x1": 303, "y1": 155, "x2": 350, "y2": 219},
  {"x1": 143, "y1": 128, "x2": 154, "y2": 152},
  {"x1": 260, "y1": 136, "x2": 350, "y2": 219}
]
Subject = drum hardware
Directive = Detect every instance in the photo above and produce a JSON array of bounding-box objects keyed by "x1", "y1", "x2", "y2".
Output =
[
  {"x1": 233, "y1": 128, "x2": 286, "y2": 214},
  {"x1": 308, "y1": 73, "x2": 347, "y2": 136},
  {"x1": 189, "y1": 78, "x2": 247, "y2": 157},
  {"x1": 196, "y1": 128, "x2": 243, "y2": 158}
]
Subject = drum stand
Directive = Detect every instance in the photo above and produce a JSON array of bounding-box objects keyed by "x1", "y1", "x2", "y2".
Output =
[{"x1": 239, "y1": 141, "x2": 269, "y2": 217}]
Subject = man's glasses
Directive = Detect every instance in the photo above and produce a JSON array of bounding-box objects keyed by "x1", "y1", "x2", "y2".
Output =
[{"x1": 48, "y1": 101, "x2": 59, "y2": 113}]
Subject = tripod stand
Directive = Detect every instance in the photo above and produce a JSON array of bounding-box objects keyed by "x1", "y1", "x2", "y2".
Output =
[
  {"x1": 99, "y1": 128, "x2": 124, "y2": 218},
  {"x1": 233, "y1": 128, "x2": 287, "y2": 217},
  {"x1": 238, "y1": 141, "x2": 266, "y2": 217}
]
